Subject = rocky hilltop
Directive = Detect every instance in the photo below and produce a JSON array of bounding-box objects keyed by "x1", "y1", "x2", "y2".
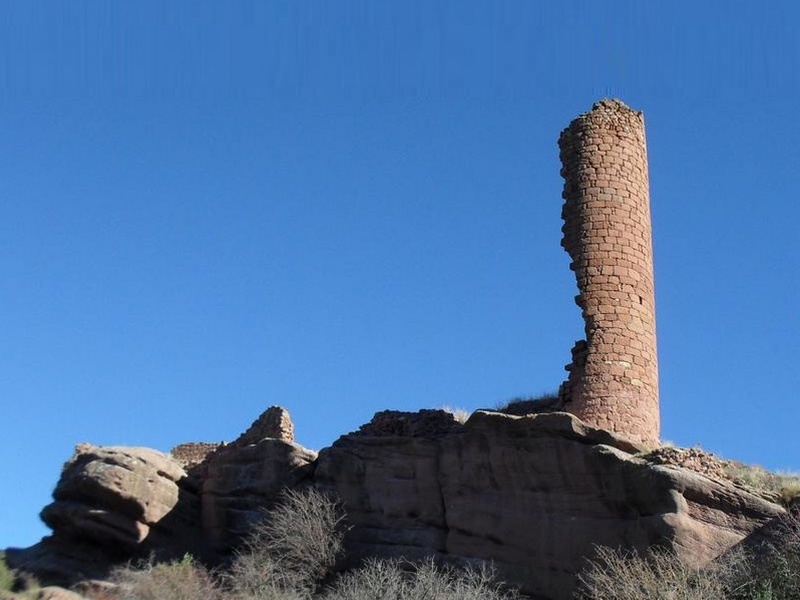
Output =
[{"x1": 5, "y1": 406, "x2": 787, "y2": 599}]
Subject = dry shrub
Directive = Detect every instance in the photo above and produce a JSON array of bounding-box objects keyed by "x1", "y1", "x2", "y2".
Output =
[
  {"x1": 576, "y1": 545, "x2": 728, "y2": 600},
  {"x1": 227, "y1": 487, "x2": 344, "y2": 598},
  {"x1": 322, "y1": 557, "x2": 520, "y2": 600},
  {"x1": 225, "y1": 552, "x2": 303, "y2": 600},
  {"x1": 578, "y1": 518, "x2": 800, "y2": 600},
  {"x1": 110, "y1": 555, "x2": 220, "y2": 600},
  {"x1": 438, "y1": 406, "x2": 471, "y2": 424},
  {"x1": 725, "y1": 513, "x2": 800, "y2": 600}
]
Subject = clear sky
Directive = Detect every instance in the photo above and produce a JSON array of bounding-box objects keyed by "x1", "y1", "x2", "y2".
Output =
[{"x1": 2, "y1": 2, "x2": 798, "y2": 549}]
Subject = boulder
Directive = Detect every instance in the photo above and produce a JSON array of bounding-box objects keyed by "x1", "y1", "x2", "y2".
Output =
[
  {"x1": 39, "y1": 444, "x2": 200, "y2": 555},
  {"x1": 36, "y1": 587, "x2": 86, "y2": 600},
  {"x1": 314, "y1": 409, "x2": 785, "y2": 599}
]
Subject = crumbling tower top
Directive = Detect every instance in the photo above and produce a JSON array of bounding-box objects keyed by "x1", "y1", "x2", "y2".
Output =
[{"x1": 558, "y1": 99, "x2": 660, "y2": 446}]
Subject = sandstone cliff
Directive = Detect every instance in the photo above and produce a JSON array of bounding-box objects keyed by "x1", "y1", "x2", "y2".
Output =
[
  {"x1": 5, "y1": 406, "x2": 786, "y2": 599},
  {"x1": 315, "y1": 409, "x2": 783, "y2": 598}
]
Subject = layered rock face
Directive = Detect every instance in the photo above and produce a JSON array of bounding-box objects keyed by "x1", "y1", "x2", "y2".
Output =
[
  {"x1": 40, "y1": 444, "x2": 200, "y2": 552},
  {"x1": 6, "y1": 444, "x2": 202, "y2": 583},
  {"x1": 196, "y1": 406, "x2": 317, "y2": 550},
  {"x1": 6, "y1": 407, "x2": 786, "y2": 599},
  {"x1": 201, "y1": 437, "x2": 317, "y2": 551},
  {"x1": 316, "y1": 409, "x2": 782, "y2": 599},
  {"x1": 6, "y1": 407, "x2": 314, "y2": 584}
]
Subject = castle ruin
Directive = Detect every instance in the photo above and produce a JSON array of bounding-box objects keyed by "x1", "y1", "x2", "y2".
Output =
[{"x1": 558, "y1": 99, "x2": 660, "y2": 446}]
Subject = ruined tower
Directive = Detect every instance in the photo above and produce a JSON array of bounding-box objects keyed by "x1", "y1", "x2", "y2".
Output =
[{"x1": 558, "y1": 99, "x2": 659, "y2": 446}]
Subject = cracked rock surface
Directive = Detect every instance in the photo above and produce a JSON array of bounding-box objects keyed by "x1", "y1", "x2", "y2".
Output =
[
  {"x1": 315, "y1": 410, "x2": 784, "y2": 599},
  {"x1": 5, "y1": 408, "x2": 788, "y2": 600}
]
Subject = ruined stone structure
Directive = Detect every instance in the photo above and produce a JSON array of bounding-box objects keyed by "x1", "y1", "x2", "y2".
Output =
[
  {"x1": 558, "y1": 99, "x2": 660, "y2": 446},
  {"x1": 170, "y1": 442, "x2": 225, "y2": 469},
  {"x1": 232, "y1": 405, "x2": 295, "y2": 446}
]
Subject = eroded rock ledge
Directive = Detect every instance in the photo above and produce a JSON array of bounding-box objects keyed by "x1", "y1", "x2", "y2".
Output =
[{"x1": 6, "y1": 407, "x2": 786, "y2": 600}]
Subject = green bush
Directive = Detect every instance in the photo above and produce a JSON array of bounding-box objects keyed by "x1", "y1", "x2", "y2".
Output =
[
  {"x1": 0, "y1": 553, "x2": 39, "y2": 598},
  {"x1": 0, "y1": 553, "x2": 15, "y2": 592}
]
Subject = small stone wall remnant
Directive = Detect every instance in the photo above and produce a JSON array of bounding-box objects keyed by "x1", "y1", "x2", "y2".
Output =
[
  {"x1": 232, "y1": 405, "x2": 295, "y2": 446},
  {"x1": 170, "y1": 442, "x2": 226, "y2": 469},
  {"x1": 558, "y1": 99, "x2": 660, "y2": 446}
]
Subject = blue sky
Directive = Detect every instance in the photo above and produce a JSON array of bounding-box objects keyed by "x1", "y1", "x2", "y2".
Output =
[{"x1": 2, "y1": 2, "x2": 798, "y2": 548}]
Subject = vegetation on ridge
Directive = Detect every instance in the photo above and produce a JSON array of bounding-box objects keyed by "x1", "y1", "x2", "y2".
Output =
[
  {"x1": 0, "y1": 551, "x2": 41, "y2": 599},
  {"x1": 725, "y1": 463, "x2": 800, "y2": 506},
  {"x1": 640, "y1": 444, "x2": 800, "y2": 507}
]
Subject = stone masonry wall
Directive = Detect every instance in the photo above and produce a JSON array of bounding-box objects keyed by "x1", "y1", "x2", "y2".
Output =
[
  {"x1": 171, "y1": 442, "x2": 226, "y2": 469},
  {"x1": 558, "y1": 99, "x2": 659, "y2": 446}
]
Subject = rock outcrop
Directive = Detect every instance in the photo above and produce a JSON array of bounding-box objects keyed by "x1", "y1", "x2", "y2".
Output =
[
  {"x1": 196, "y1": 406, "x2": 317, "y2": 550},
  {"x1": 39, "y1": 444, "x2": 200, "y2": 554},
  {"x1": 6, "y1": 444, "x2": 201, "y2": 585},
  {"x1": 315, "y1": 409, "x2": 784, "y2": 599},
  {"x1": 201, "y1": 437, "x2": 317, "y2": 551},
  {"x1": 5, "y1": 407, "x2": 788, "y2": 599},
  {"x1": 36, "y1": 586, "x2": 87, "y2": 600}
]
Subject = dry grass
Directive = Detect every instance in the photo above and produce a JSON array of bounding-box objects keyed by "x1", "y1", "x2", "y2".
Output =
[
  {"x1": 578, "y1": 514, "x2": 800, "y2": 600},
  {"x1": 495, "y1": 392, "x2": 560, "y2": 416},
  {"x1": 725, "y1": 463, "x2": 800, "y2": 505},
  {"x1": 725, "y1": 513, "x2": 800, "y2": 600},
  {"x1": 576, "y1": 545, "x2": 729, "y2": 600},
  {"x1": 109, "y1": 555, "x2": 220, "y2": 600}
]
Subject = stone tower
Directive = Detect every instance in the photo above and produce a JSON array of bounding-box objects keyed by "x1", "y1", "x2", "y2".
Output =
[{"x1": 558, "y1": 99, "x2": 659, "y2": 446}]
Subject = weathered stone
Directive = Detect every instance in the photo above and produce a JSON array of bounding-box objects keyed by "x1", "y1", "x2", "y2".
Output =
[
  {"x1": 315, "y1": 409, "x2": 784, "y2": 599},
  {"x1": 201, "y1": 438, "x2": 317, "y2": 551},
  {"x1": 39, "y1": 444, "x2": 200, "y2": 554},
  {"x1": 355, "y1": 409, "x2": 462, "y2": 437},
  {"x1": 559, "y1": 99, "x2": 660, "y2": 446},
  {"x1": 232, "y1": 406, "x2": 295, "y2": 446},
  {"x1": 36, "y1": 586, "x2": 86, "y2": 600},
  {"x1": 170, "y1": 442, "x2": 225, "y2": 470},
  {"x1": 4, "y1": 537, "x2": 112, "y2": 589}
]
